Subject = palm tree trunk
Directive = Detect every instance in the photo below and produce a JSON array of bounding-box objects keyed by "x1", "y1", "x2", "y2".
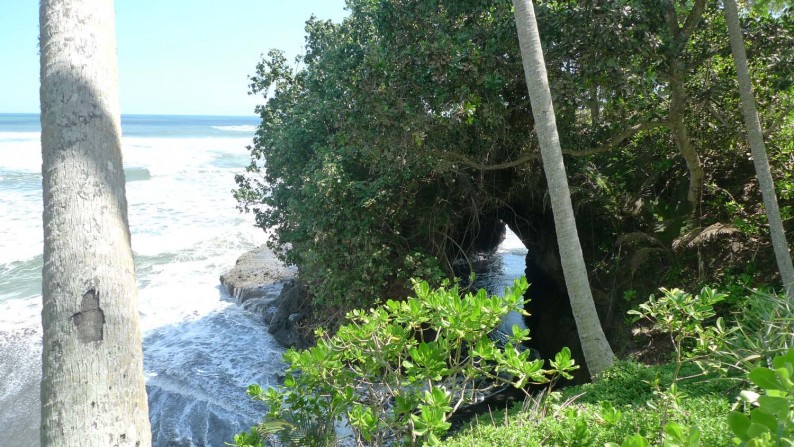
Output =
[
  {"x1": 39, "y1": 0, "x2": 152, "y2": 445},
  {"x1": 723, "y1": 0, "x2": 794, "y2": 300},
  {"x1": 511, "y1": 0, "x2": 616, "y2": 377}
]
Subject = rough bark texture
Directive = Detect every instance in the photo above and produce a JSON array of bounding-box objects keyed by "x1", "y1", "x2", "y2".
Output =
[
  {"x1": 511, "y1": 0, "x2": 616, "y2": 377},
  {"x1": 39, "y1": 0, "x2": 152, "y2": 445},
  {"x1": 723, "y1": 0, "x2": 794, "y2": 300}
]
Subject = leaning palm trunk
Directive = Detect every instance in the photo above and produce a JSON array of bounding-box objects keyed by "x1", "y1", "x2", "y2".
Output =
[
  {"x1": 511, "y1": 0, "x2": 615, "y2": 377},
  {"x1": 39, "y1": 0, "x2": 152, "y2": 445},
  {"x1": 723, "y1": 0, "x2": 794, "y2": 301}
]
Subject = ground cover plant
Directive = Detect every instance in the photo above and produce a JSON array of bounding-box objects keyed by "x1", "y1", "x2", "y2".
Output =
[
  {"x1": 440, "y1": 361, "x2": 736, "y2": 447},
  {"x1": 232, "y1": 281, "x2": 793, "y2": 446}
]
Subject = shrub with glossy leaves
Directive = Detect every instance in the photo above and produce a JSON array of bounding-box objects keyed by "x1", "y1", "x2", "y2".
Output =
[{"x1": 236, "y1": 277, "x2": 576, "y2": 447}]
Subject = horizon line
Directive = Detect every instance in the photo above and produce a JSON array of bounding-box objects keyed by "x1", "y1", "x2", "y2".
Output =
[{"x1": 0, "y1": 112, "x2": 260, "y2": 118}]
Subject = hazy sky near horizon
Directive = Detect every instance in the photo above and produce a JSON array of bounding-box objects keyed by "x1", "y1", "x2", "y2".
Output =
[{"x1": 0, "y1": 0, "x2": 348, "y2": 116}]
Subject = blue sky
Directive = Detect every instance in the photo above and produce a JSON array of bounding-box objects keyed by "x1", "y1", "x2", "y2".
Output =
[{"x1": 0, "y1": 0, "x2": 348, "y2": 116}]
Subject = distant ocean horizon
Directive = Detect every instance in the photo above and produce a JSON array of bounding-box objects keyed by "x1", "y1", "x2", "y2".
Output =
[{"x1": 0, "y1": 112, "x2": 260, "y2": 136}]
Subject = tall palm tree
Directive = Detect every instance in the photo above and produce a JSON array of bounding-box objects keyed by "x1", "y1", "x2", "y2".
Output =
[
  {"x1": 723, "y1": 0, "x2": 794, "y2": 300},
  {"x1": 39, "y1": 0, "x2": 152, "y2": 445},
  {"x1": 511, "y1": 0, "x2": 615, "y2": 377}
]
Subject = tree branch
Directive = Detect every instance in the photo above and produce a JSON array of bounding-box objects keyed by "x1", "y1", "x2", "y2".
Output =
[
  {"x1": 562, "y1": 121, "x2": 669, "y2": 157},
  {"x1": 681, "y1": 0, "x2": 707, "y2": 43},
  {"x1": 662, "y1": 0, "x2": 706, "y2": 45},
  {"x1": 425, "y1": 120, "x2": 669, "y2": 171},
  {"x1": 426, "y1": 148, "x2": 539, "y2": 171},
  {"x1": 662, "y1": 0, "x2": 681, "y2": 39},
  {"x1": 765, "y1": 103, "x2": 794, "y2": 139}
]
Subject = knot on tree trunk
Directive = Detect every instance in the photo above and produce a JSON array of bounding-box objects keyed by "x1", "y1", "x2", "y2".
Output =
[{"x1": 72, "y1": 288, "x2": 105, "y2": 343}]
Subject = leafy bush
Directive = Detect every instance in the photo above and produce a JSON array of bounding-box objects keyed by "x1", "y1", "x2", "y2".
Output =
[
  {"x1": 729, "y1": 348, "x2": 794, "y2": 446},
  {"x1": 234, "y1": 277, "x2": 576, "y2": 447},
  {"x1": 708, "y1": 290, "x2": 794, "y2": 378}
]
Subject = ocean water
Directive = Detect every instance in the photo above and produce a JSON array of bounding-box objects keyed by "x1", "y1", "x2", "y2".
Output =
[
  {"x1": 0, "y1": 113, "x2": 529, "y2": 446},
  {"x1": 0, "y1": 113, "x2": 285, "y2": 446}
]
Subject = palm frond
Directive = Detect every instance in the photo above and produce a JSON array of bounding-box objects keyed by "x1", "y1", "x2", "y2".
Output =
[{"x1": 672, "y1": 223, "x2": 738, "y2": 250}]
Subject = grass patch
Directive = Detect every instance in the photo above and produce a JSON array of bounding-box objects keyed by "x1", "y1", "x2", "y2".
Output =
[{"x1": 441, "y1": 360, "x2": 739, "y2": 446}]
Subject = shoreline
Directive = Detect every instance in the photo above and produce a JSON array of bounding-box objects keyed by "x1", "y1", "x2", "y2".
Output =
[{"x1": 220, "y1": 245, "x2": 313, "y2": 349}]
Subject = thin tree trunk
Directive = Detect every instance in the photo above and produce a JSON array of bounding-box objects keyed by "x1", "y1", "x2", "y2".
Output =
[
  {"x1": 669, "y1": 69, "x2": 705, "y2": 207},
  {"x1": 39, "y1": 0, "x2": 152, "y2": 445},
  {"x1": 662, "y1": 0, "x2": 707, "y2": 208},
  {"x1": 723, "y1": 0, "x2": 794, "y2": 300},
  {"x1": 588, "y1": 85, "x2": 600, "y2": 127},
  {"x1": 511, "y1": 0, "x2": 616, "y2": 377}
]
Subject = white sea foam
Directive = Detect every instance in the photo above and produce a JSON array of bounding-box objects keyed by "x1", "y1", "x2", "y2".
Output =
[
  {"x1": 0, "y1": 188, "x2": 43, "y2": 265},
  {"x1": 0, "y1": 114, "x2": 531, "y2": 446},
  {"x1": 497, "y1": 228, "x2": 528, "y2": 255},
  {"x1": 211, "y1": 125, "x2": 258, "y2": 132},
  {"x1": 0, "y1": 131, "x2": 41, "y2": 142},
  {"x1": 0, "y1": 138, "x2": 41, "y2": 173},
  {"x1": 0, "y1": 120, "x2": 273, "y2": 447}
]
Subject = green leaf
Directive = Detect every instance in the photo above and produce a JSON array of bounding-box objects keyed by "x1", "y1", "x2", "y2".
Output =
[
  {"x1": 749, "y1": 408, "x2": 778, "y2": 433},
  {"x1": 727, "y1": 411, "x2": 751, "y2": 441},
  {"x1": 662, "y1": 422, "x2": 699, "y2": 447},
  {"x1": 745, "y1": 421, "x2": 773, "y2": 439},
  {"x1": 664, "y1": 422, "x2": 686, "y2": 443},
  {"x1": 619, "y1": 434, "x2": 650, "y2": 447},
  {"x1": 773, "y1": 349, "x2": 794, "y2": 372},
  {"x1": 750, "y1": 367, "x2": 787, "y2": 392},
  {"x1": 758, "y1": 395, "x2": 790, "y2": 417}
]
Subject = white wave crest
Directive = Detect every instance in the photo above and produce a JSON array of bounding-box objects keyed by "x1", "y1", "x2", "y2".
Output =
[
  {"x1": 211, "y1": 125, "x2": 257, "y2": 132},
  {"x1": 0, "y1": 131, "x2": 41, "y2": 142}
]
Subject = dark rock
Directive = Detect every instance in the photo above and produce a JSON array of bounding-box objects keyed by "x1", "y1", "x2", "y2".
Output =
[
  {"x1": 268, "y1": 280, "x2": 311, "y2": 349},
  {"x1": 239, "y1": 285, "x2": 282, "y2": 319}
]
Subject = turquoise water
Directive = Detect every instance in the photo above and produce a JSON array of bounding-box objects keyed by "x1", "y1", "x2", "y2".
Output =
[{"x1": 0, "y1": 113, "x2": 284, "y2": 447}]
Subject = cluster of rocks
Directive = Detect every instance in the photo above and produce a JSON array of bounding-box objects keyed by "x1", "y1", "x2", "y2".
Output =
[{"x1": 219, "y1": 245, "x2": 312, "y2": 349}]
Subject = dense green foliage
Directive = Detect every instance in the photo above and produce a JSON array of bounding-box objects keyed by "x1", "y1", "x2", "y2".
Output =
[
  {"x1": 235, "y1": 0, "x2": 536, "y2": 312},
  {"x1": 235, "y1": 0, "x2": 794, "y2": 320},
  {"x1": 232, "y1": 278, "x2": 792, "y2": 446},
  {"x1": 231, "y1": 1, "x2": 794, "y2": 444},
  {"x1": 234, "y1": 278, "x2": 576, "y2": 446}
]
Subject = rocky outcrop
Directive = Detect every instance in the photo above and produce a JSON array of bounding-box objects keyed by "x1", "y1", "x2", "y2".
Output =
[
  {"x1": 219, "y1": 245, "x2": 294, "y2": 302},
  {"x1": 220, "y1": 246, "x2": 311, "y2": 349}
]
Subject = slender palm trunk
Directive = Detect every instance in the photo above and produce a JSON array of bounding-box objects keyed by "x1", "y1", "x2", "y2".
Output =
[
  {"x1": 511, "y1": 0, "x2": 615, "y2": 377},
  {"x1": 723, "y1": 0, "x2": 794, "y2": 300},
  {"x1": 39, "y1": 0, "x2": 152, "y2": 445}
]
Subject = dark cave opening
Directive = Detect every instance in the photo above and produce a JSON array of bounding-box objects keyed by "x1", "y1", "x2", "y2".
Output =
[{"x1": 460, "y1": 207, "x2": 593, "y2": 383}]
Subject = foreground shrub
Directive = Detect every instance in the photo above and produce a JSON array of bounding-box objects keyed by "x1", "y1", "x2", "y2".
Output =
[
  {"x1": 709, "y1": 290, "x2": 794, "y2": 379},
  {"x1": 234, "y1": 277, "x2": 577, "y2": 446},
  {"x1": 728, "y1": 348, "x2": 794, "y2": 446}
]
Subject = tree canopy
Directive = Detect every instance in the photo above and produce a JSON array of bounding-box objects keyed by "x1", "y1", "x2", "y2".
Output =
[{"x1": 235, "y1": 0, "x2": 793, "y2": 325}]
